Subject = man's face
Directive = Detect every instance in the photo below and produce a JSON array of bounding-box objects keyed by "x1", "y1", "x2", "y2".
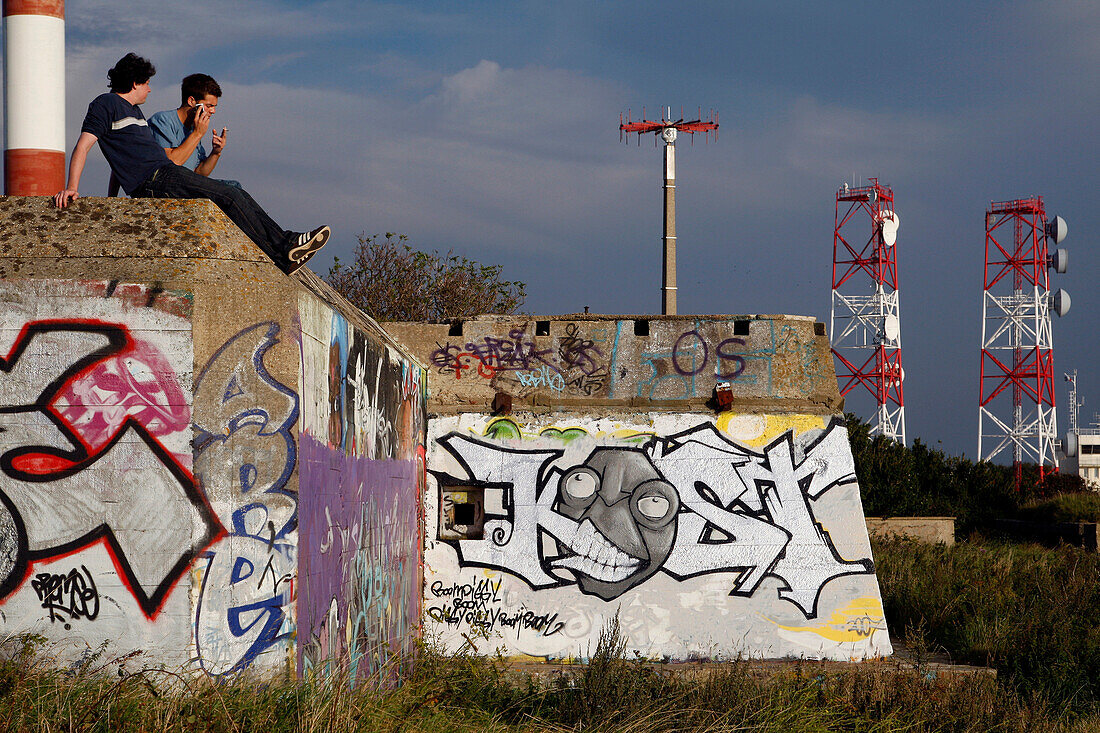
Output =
[
  {"x1": 189, "y1": 94, "x2": 219, "y2": 116},
  {"x1": 132, "y1": 81, "x2": 151, "y2": 105}
]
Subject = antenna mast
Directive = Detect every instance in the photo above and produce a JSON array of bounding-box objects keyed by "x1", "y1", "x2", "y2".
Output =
[
  {"x1": 830, "y1": 178, "x2": 906, "y2": 443},
  {"x1": 620, "y1": 107, "x2": 718, "y2": 315},
  {"x1": 978, "y1": 197, "x2": 1070, "y2": 490}
]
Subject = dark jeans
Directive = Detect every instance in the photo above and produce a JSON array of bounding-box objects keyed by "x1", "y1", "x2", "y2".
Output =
[{"x1": 132, "y1": 164, "x2": 293, "y2": 267}]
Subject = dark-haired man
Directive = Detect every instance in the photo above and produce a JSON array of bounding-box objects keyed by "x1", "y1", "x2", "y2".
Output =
[
  {"x1": 148, "y1": 73, "x2": 231, "y2": 180},
  {"x1": 54, "y1": 53, "x2": 328, "y2": 275}
]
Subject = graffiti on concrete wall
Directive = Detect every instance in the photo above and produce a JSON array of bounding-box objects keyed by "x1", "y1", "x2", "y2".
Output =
[
  {"x1": 0, "y1": 316, "x2": 219, "y2": 620},
  {"x1": 433, "y1": 418, "x2": 870, "y2": 619},
  {"x1": 192, "y1": 322, "x2": 300, "y2": 677},
  {"x1": 633, "y1": 322, "x2": 830, "y2": 401},
  {"x1": 31, "y1": 565, "x2": 99, "y2": 627},
  {"x1": 429, "y1": 323, "x2": 612, "y2": 398},
  {"x1": 298, "y1": 435, "x2": 421, "y2": 682},
  {"x1": 425, "y1": 576, "x2": 567, "y2": 640},
  {"x1": 297, "y1": 299, "x2": 425, "y2": 684},
  {"x1": 417, "y1": 319, "x2": 831, "y2": 402}
]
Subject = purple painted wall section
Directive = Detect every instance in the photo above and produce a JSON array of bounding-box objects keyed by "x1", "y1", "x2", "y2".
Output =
[
  {"x1": 295, "y1": 298, "x2": 427, "y2": 685},
  {"x1": 297, "y1": 432, "x2": 421, "y2": 682}
]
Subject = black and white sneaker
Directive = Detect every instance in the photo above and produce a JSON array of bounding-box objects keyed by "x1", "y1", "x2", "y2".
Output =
[{"x1": 283, "y1": 225, "x2": 331, "y2": 273}]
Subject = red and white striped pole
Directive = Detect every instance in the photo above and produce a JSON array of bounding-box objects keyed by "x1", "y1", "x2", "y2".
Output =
[{"x1": 3, "y1": 0, "x2": 65, "y2": 195}]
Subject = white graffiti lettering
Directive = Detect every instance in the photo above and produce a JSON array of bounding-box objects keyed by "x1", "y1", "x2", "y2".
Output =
[{"x1": 436, "y1": 420, "x2": 871, "y2": 618}]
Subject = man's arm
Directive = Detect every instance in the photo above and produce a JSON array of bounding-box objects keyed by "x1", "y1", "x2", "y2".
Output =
[
  {"x1": 54, "y1": 132, "x2": 98, "y2": 208},
  {"x1": 159, "y1": 107, "x2": 210, "y2": 167}
]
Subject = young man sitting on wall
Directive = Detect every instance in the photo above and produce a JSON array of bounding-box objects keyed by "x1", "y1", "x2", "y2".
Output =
[
  {"x1": 108, "y1": 72, "x2": 239, "y2": 196},
  {"x1": 54, "y1": 53, "x2": 328, "y2": 275}
]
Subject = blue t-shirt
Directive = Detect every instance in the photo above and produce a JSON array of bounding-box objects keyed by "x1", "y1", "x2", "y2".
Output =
[
  {"x1": 147, "y1": 109, "x2": 208, "y2": 171},
  {"x1": 80, "y1": 93, "x2": 170, "y2": 196}
]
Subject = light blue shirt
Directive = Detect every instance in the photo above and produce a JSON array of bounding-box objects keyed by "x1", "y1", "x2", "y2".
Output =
[{"x1": 147, "y1": 109, "x2": 208, "y2": 170}]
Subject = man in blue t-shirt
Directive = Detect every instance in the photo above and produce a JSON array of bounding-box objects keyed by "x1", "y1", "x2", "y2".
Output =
[
  {"x1": 147, "y1": 73, "x2": 238, "y2": 184},
  {"x1": 54, "y1": 53, "x2": 329, "y2": 275}
]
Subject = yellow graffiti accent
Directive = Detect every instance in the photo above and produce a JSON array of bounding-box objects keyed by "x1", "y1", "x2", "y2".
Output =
[
  {"x1": 716, "y1": 413, "x2": 827, "y2": 446},
  {"x1": 478, "y1": 418, "x2": 652, "y2": 443},
  {"x1": 770, "y1": 597, "x2": 886, "y2": 643}
]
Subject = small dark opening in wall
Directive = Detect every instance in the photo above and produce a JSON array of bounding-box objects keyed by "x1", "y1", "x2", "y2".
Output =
[
  {"x1": 634, "y1": 319, "x2": 649, "y2": 336},
  {"x1": 814, "y1": 322, "x2": 826, "y2": 336},
  {"x1": 536, "y1": 320, "x2": 550, "y2": 335},
  {"x1": 439, "y1": 486, "x2": 485, "y2": 540},
  {"x1": 448, "y1": 320, "x2": 464, "y2": 337},
  {"x1": 734, "y1": 320, "x2": 750, "y2": 336},
  {"x1": 453, "y1": 503, "x2": 476, "y2": 525}
]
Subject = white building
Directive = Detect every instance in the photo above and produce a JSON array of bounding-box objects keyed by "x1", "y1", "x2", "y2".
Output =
[{"x1": 1074, "y1": 426, "x2": 1100, "y2": 490}]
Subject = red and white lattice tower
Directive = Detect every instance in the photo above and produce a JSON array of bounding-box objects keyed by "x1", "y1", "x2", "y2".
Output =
[
  {"x1": 830, "y1": 178, "x2": 905, "y2": 443},
  {"x1": 978, "y1": 197, "x2": 1070, "y2": 488}
]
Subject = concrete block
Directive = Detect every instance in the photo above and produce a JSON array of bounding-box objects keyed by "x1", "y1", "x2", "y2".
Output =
[{"x1": 865, "y1": 517, "x2": 956, "y2": 545}]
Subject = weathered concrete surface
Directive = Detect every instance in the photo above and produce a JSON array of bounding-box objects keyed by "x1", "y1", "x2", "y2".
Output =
[
  {"x1": 865, "y1": 518, "x2": 956, "y2": 545},
  {"x1": 385, "y1": 315, "x2": 840, "y2": 414},
  {"x1": 0, "y1": 196, "x2": 426, "y2": 683}
]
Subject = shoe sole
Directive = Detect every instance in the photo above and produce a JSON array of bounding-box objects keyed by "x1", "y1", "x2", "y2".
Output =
[{"x1": 284, "y1": 226, "x2": 331, "y2": 273}]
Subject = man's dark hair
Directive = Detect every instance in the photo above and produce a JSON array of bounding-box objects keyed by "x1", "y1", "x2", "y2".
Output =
[
  {"x1": 107, "y1": 53, "x2": 156, "y2": 93},
  {"x1": 180, "y1": 73, "x2": 222, "y2": 105}
]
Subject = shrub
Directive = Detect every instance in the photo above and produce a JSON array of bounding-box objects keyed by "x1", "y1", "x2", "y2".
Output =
[{"x1": 847, "y1": 414, "x2": 1088, "y2": 531}]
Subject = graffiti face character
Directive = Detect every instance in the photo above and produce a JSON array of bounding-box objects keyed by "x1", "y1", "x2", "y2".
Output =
[{"x1": 551, "y1": 449, "x2": 679, "y2": 600}]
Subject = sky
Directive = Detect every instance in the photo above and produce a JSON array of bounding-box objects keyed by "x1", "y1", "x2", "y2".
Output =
[{"x1": 3, "y1": 0, "x2": 1098, "y2": 462}]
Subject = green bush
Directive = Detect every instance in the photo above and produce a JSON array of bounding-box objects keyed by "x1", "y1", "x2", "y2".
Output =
[
  {"x1": 1015, "y1": 493, "x2": 1100, "y2": 523},
  {"x1": 846, "y1": 414, "x2": 1088, "y2": 531}
]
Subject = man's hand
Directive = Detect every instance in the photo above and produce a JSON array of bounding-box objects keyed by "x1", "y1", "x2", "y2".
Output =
[
  {"x1": 54, "y1": 189, "x2": 79, "y2": 208},
  {"x1": 192, "y1": 105, "x2": 211, "y2": 135},
  {"x1": 211, "y1": 127, "x2": 227, "y2": 155}
]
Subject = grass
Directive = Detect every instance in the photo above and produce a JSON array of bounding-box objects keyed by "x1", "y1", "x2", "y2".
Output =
[
  {"x1": 1013, "y1": 492, "x2": 1100, "y2": 523},
  {"x1": 2, "y1": 537, "x2": 1098, "y2": 731},
  {"x1": 872, "y1": 536, "x2": 1100, "y2": 714},
  {"x1": 1, "y1": 629, "x2": 1090, "y2": 732}
]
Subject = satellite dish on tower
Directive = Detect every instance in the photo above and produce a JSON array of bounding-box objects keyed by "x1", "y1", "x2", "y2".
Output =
[
  {"x1": 1064, "y1": 432, "x2": 1078, "y2": 458},
  {"x1": 879, "y1": 210, "x2": 899, "y2": 246},
  {"x1": 1050, "y1": 289, "x2": 1071, "y2": 317},
  {"x1": 867, "y1": 189, "x2": 877, "y2": 204},
  {"x1": 1049, "y1": 248, "x2": 1069, "y2": 274},
  {"x1": 883, "y1": 314, "x2": 900, "y2": 342},
  {"x1": 1046, "y1": 215, "x2": 1068, "y2": 243}
]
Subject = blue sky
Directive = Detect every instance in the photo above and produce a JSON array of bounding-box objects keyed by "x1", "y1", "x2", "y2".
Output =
[{"x1": 6, "y1": 0, "x2": 1099, "y2": 461}]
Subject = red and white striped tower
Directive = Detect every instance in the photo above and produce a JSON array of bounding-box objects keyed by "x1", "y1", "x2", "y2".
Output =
[
  {"x1": 830, "y1": 178, "x2": 906, "y2": 443},
  {"x1": 978, "y1": 197, "x2": 1070, "y2": 490},
  {"x1": 3, "y1": 0, "x2": 65, "y2": 195}
]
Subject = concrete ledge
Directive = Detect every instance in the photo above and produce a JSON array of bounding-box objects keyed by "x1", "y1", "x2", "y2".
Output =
[
  {"x1": 866, "y1": 517, "x2": 956, "y2": 545},
  {"x1": 990, "y1": 519, "x2": 1098, "y2": 552}
]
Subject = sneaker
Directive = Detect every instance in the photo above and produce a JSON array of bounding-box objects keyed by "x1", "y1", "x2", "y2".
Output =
[{"x1": 283, "y1": 225, "x2": 331, "y2": 273}]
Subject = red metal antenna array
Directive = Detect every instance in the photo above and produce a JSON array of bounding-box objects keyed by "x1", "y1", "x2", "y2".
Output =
[
  {"x1": 830, "y1": 178, "x2": 906, "y2": 443},
  {"x1": 978, "y1": 197, "x2": 1070, "y2": 489},
  {"x1": 619, "y1": 107, "x2": 718, "y2": 315}
]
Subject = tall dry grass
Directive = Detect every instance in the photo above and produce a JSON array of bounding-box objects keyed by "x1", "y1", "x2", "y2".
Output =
[
  {"x1": 873, "y1": 536, "x2": 1100, "y2": 715},
  {"x1": 3, "y1": 537, "x2": 1099, "y2": 731},
  {"x1": 2, "y1": 616, "x2": 1098, "y2": 732}
]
